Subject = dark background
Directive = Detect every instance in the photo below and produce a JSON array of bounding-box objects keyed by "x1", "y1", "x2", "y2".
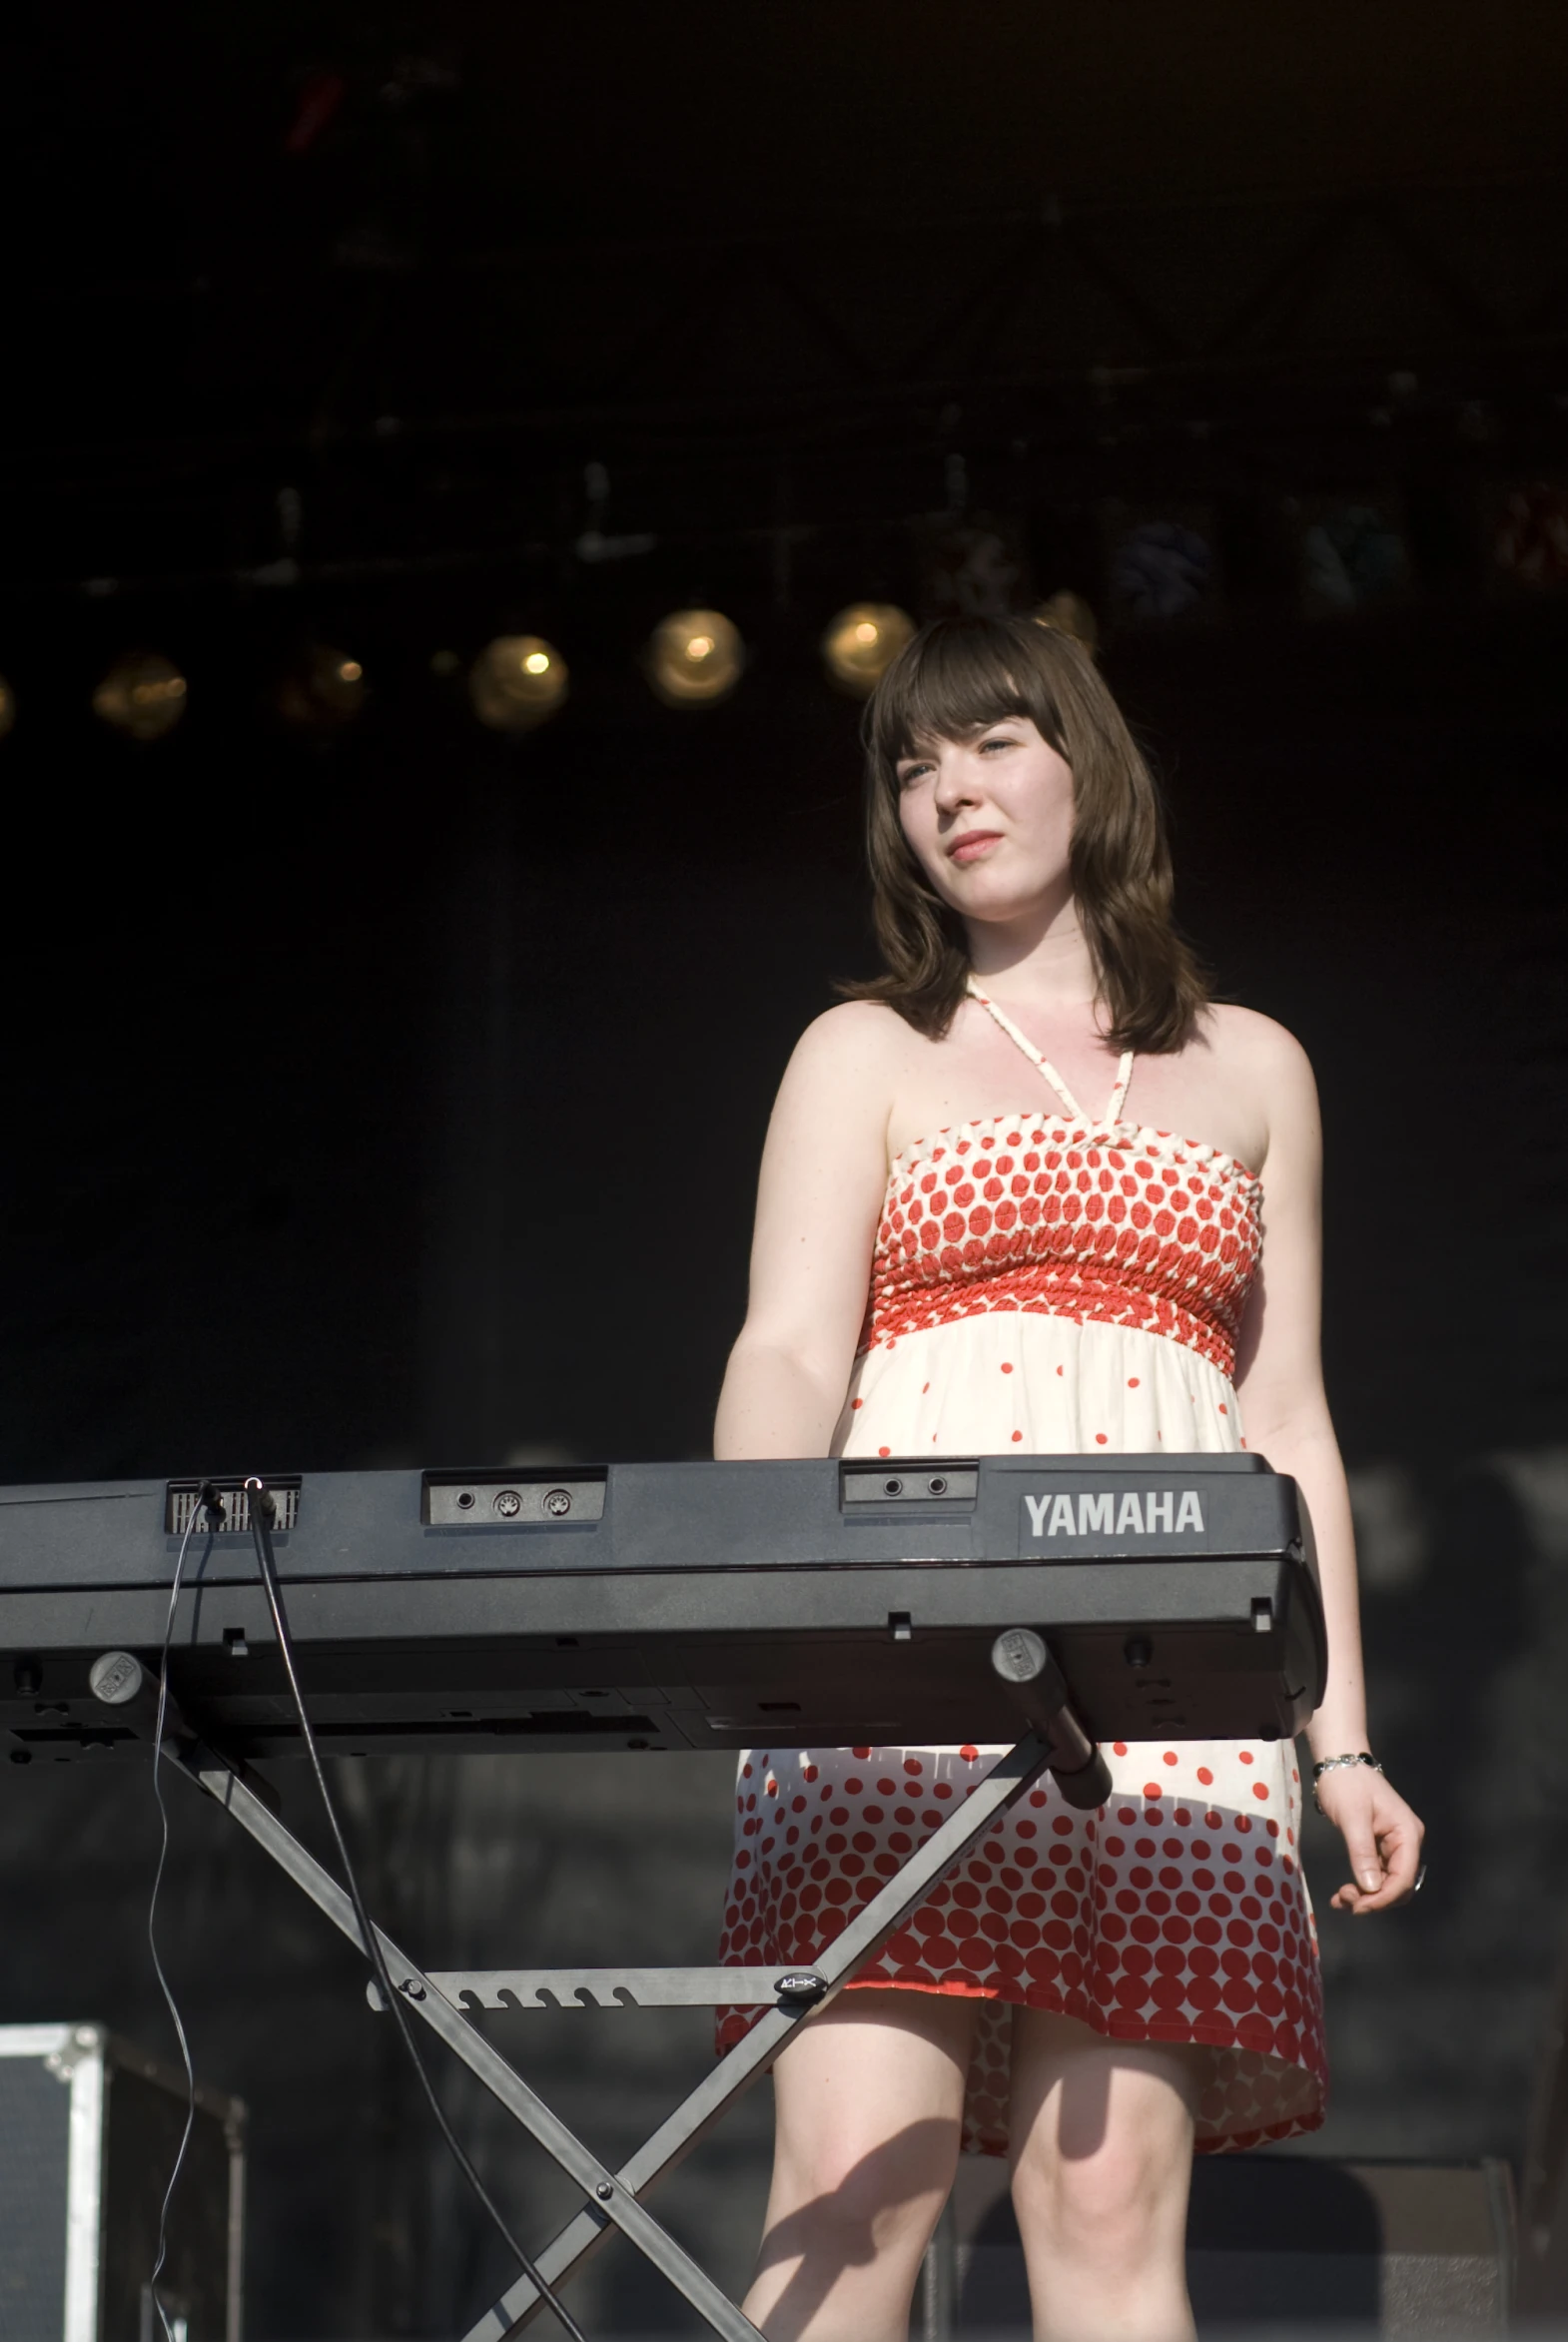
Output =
[{"x1": 2, "y1": 2, "x2": 1567, "y2": 2335}]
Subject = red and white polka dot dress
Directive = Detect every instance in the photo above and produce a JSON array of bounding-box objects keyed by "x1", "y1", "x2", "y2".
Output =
[{"x1": 716, "y1": 984, "x2": 1327, "y2": 2155}]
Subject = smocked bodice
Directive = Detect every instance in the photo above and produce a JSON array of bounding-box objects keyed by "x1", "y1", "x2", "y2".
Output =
[{"x1": 863, "y1": 1113, "x2": 1262, "y2": 1376}]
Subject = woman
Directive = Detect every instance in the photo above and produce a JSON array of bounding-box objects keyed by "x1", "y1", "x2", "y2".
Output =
[{"x1": 713, "y1": 613, "x2": 1423, "y2": 2342}]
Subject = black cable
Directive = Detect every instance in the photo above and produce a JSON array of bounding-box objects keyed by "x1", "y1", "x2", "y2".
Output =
[
  {"x1": 142, "y1": 1487, "x2": 217, "y2": 2342},
  {"x1": 243, "y1": 1478, "x2": 589, "y2": 2342}
]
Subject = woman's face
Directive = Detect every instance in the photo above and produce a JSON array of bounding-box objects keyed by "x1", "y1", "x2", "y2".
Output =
[{"x1": 895, "y1": 714, "x2": 1075, "y2": 928}]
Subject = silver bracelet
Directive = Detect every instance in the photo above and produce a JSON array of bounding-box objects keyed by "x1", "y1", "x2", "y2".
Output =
[{"x1": 1310, "y1": 1752, "x2": 1382, "y2": 1812}]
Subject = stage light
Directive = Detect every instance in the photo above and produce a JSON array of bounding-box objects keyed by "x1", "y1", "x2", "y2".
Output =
[
  {"x1": 468, "y1": 635, "x2": 568, "y2": 732},
  {"x1": 821, "y1": 603, "x2": 915, "y2": 697},
  {"x1": 1035, "y1": 590, "x2": 1100, "y2": 657},
  {"x1": 0, "y1": 678, "x2": 13, "y2": 741},
  {"x1": 92, "y1": 652, "x2": 188, "y2": 741},
  {"x1": 275, "y1": 644, "x2": 367, "y2": 731},
  {"x1": 645, "y1": 608, "x2": 743, "y2": 707}
]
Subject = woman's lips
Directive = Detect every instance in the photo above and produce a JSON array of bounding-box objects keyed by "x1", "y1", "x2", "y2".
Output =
[{"x1": 948, "y1": 830, "x2": 1003, "y2": 865}]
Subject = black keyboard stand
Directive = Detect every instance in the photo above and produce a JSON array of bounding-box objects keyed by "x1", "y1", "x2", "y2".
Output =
[{"x1": 174, "y1": 1723, "x2": 1067, "y2": 2340}]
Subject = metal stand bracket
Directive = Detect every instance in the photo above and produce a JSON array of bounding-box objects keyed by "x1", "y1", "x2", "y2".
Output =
[
  {"x1": 385, "y1": 1967, "x2": 828, "y2": 2013},
  {"x1": 176, "y1": 1729, "x2": 1056, "y2": 2341}
]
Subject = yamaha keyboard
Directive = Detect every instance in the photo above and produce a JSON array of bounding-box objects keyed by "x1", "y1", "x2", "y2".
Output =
[
  {"x1": 0, "y1": 1455, "x2": 1329, "y2": 2342},
  {"x1": 0, "y1": 1452, "x2": 1323, "y2": 1765}
]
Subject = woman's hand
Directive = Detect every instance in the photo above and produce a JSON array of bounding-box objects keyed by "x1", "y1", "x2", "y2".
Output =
[{"x1": 1313, "y1": 1765, "x2": 1425, "y2": 1913}]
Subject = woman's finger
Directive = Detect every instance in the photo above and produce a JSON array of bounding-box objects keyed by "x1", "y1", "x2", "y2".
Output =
[
  {"x1": 1331, "y1": 1812, "x2": 1424, "y2": 1913},
  {"x1": 1337, "y1": 1812, "x2": 1385, "y2": 1900}
]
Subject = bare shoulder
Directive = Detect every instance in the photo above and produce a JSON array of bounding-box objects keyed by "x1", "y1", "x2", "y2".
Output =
[
  {"x1": 1199, "y1": 1005, "x2": 1319, "y2": 1183},
  {"x1": 1199, "y1": 1003, "x2": 1317, "y2": 1102},
  {"x1": 770, "y1": 999, "x2": 908, "y2": 1138},
  {"x1": 788, "y1": 998, "x2": 910, "y2": 1073}
]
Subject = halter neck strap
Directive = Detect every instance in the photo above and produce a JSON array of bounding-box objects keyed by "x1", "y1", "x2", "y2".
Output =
[{"x1": 967, "y1": 978, "x2": 1135, "y2": 1127}]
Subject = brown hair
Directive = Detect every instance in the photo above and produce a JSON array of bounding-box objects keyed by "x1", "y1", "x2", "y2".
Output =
[{"x1": 840, "y1": 613, "x2": 1208, "y2": 1052}]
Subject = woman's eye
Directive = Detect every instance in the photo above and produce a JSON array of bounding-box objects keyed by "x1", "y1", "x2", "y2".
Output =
[
  {"x1": 898, "y1": 763, "x2": 932, "y2": 788},
  {"x1": 980, "y1": 735, "x2": 1016, "y2": 752}
]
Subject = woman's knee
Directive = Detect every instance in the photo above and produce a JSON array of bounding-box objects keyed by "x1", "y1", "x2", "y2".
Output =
[
  {"x1": 1009, "y1": 2014, "x2": 1201, "y2": 2265},
  {"x1": 1013, "y1": 2124, "x2": 1181, "y2": 2253}
]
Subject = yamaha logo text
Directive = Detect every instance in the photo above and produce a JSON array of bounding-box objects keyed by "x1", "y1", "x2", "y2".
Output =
[{"x1": 1024, "y1": 1489, "x2": 1204, "y2": 1537}]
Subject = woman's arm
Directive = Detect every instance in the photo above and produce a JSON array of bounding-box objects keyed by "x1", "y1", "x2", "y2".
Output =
[
  {"x1": 714, "y1": 1005, "x2": 896, "y2": 1461},
  {"x1": 1233, "y1": 1018, "x2": 1424, "y2": 1914}
]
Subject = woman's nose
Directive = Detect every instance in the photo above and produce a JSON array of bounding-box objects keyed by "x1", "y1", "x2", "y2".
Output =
[{"x1": 933, "y1": 752, "x2": 980, "y2": 810}]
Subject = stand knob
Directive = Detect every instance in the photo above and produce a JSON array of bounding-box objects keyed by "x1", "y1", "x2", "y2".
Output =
[{"x1": 990, "y1": 1628, "x2": 1112, "y2": 1812}]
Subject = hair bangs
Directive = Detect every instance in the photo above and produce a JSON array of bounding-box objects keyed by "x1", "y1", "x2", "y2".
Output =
[{"x1": 865, "y1": 616, "x2": 1063, "y2": 769}]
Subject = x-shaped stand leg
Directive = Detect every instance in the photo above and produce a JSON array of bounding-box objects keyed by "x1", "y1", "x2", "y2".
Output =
[{"x1": 177, "y1": 1731, "x2": 1055, "y2": 2341}]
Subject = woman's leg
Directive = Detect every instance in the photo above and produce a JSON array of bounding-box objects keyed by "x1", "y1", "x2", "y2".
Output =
[
  {"x1": 1009, "y1": 2006, "x2": 1208, "y2": 2342},
  {"x1": 742, "y1": 1985, "x2": 978, "y2": 2342}
]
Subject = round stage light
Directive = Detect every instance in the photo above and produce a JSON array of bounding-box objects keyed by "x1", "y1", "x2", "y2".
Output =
[
  {"x1": 645, "y1": 608, "x2": 743, "y2": 707},
  {"x1": 0, "y1": 678, "x2": 14, "y2": 741},
  {"x1": 821, "y1": 602, "x2": 916, "y2": 697},
  {"x1": 1035, "y1": 590, "x2": 1100, "y2": 657},
  {"x1": 468, "y1": 635, "x2": 568, "y2": 732},
  {"x1": 92, "y1": 652, "x2": 188, "y2": 741},
  {"x1": 275, "y1": 644, "x2": 367, "y2": 732}
]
